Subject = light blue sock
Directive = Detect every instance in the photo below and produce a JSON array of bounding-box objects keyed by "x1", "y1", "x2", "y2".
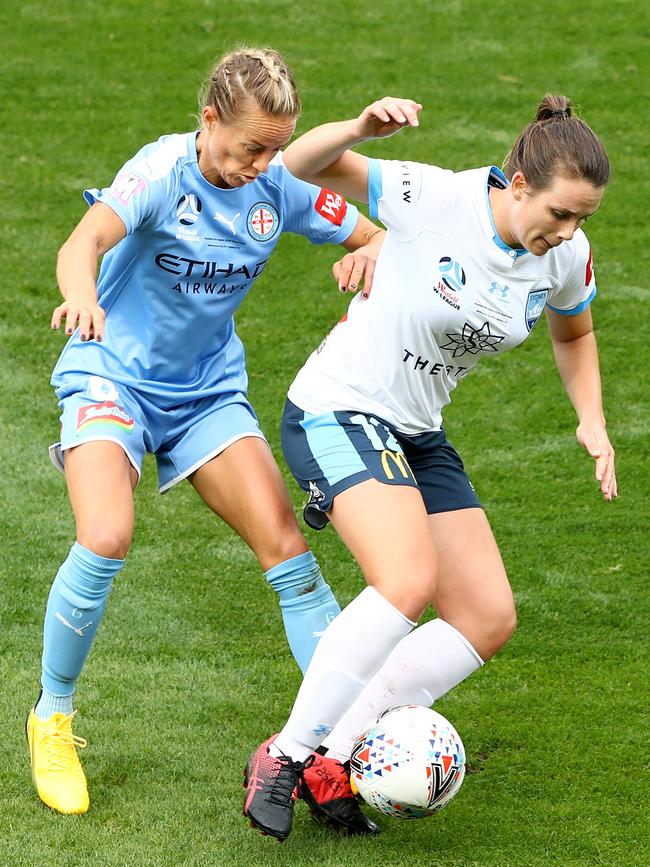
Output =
[
  {"x1": 35, "y1": 542, "x2": 124, "y2": 720},
  {"x1": 265, "y1": 551, "x2": 341, "y2": 673}
]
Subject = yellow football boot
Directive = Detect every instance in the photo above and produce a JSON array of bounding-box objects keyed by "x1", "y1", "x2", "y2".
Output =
[{"x1": 26, "y1": 708, "x2": 90, "y2": 814}]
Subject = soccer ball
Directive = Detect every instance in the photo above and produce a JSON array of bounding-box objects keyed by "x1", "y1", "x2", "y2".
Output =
[{"x1": 349, "y1": 705, "x2": 465, "y2": 819}]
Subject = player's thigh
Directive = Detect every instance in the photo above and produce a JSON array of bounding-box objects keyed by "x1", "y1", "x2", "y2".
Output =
[
  {"x1": 329, "y1": 480, "x2": 437, "y2": 622},
  {"x1": 428, "y1": 508, "x2": 516, "y2": 660},
  {"x1": 190, "y1": 436, "x2": 307, "y2": 571},
  {"x1": 64, "y1": 441, "x2": 138, "y2": 559}
]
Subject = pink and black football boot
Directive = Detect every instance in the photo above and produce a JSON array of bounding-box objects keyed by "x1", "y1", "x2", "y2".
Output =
[{"x1": 243, "y1": 736, "x2": 313, "y2": 842}]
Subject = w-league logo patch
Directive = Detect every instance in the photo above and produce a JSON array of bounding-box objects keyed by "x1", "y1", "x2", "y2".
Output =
[
  {"x1": 177, "y1": 194, "x2": 202, "y2": 225},
  {"x1": 438, "y1": 256, "x2": 466, "y2": 293},
  {"x1": 433, "y1": 256, "x2": 466, "y2": 310}
]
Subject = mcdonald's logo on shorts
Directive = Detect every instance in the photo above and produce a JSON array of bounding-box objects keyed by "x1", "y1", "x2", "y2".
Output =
[{"x1": 381, "y1": 449, "x2": 414, "y2": 481}]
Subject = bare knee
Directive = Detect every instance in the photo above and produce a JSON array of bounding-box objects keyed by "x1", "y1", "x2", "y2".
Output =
[
  {"x1": 441, "y1": 587, "x2": 517, "y2": 661},
  {"x1": 485, "y1": 601, "x2": 517, "y2": 656},
  {"x1": 77, "y1": 523, "x2": 132, "y2": 560},
  {"x1": 253, "y1": 511, "x2": 309, "y2": 572},
  {"x1": 458, "y1": 600, "x2": 517, "y2": 661},
  {"x1": 374, "y1": 566, "x2": 437, "y2": 624}
]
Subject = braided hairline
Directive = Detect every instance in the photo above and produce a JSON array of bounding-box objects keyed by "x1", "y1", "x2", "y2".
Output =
[{"x1": 203, "y1": 47, "x2": 300, "y2": 123}]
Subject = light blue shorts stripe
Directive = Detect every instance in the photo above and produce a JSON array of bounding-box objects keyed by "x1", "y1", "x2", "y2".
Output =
[{"x1": 300, "y1": 411, "x2": 366, "y2": 486}]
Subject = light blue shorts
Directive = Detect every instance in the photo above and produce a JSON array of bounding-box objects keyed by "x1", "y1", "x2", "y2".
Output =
[{"x1": 49, "y1": 374, "x2": 265, "y2": 492}]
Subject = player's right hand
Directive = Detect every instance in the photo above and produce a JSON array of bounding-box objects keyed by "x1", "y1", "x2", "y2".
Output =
[
  {"x1": 51, "y1": 299, "x2": 106, "y2": 342},
  {"x1": 355, "y1": 97, "x2": 422, "y2": 140}
]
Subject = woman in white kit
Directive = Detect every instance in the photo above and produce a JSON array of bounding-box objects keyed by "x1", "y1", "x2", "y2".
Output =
[{"x1": 242, "y1": 93, "x2": 617, "y2": 841}]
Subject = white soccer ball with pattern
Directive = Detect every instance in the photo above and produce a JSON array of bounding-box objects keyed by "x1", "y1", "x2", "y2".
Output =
[{"x1": 349, "y1": 705, "x2": 466, "y2": 819}]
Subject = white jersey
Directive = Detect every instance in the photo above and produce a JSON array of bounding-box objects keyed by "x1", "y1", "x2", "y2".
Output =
[{"x1": 288, "y1": 159, "x2": 596, "y2": 434}]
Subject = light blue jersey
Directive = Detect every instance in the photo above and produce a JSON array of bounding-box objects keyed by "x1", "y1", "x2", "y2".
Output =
[{"x1": 52, "y1": 132, "x2": 359, "y2": 406}]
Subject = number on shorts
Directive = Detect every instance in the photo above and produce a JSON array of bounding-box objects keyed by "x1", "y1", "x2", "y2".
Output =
[{"x1": 349, "y1": 414, "x2": 401, "y2": 451}]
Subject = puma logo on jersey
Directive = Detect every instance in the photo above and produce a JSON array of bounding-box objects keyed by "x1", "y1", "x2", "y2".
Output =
[{"x1": 214, "y1": 211, "x2": 241, "y2": 235}]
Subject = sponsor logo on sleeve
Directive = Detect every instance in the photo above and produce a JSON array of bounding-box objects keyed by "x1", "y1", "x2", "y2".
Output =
[
  {"x1": 315, "y1": 189, "x2": 347, "y2": 226},
  {"x1": 111, "y1": 173, "x2": 146, "y2": 205},
  {"x1": 585, "y1": 247, "x2": 594, "y2": 286},
  {"x1": 400, "y1": 163, "x2": 412, "y2": 203},
  {"x1": 76, "y1": 402, "x2": 135, "y2": 435},
  {"x1": 246, "y1": 202, "x2": 280, "y2": 241}
]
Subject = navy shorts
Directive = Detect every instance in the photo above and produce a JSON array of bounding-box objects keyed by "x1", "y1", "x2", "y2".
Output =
[{"x1": 281, "y1": 399, "x2": 481, "y2": 529}]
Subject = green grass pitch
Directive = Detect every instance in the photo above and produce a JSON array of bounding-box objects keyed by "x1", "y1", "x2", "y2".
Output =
[{"x1": 1, "y1": 1, "x2": 648, "y2": 864}]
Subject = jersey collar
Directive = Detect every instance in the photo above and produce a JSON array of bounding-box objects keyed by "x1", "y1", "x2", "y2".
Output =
[{"x1": 483, "y1": 166, "x2": 528, "y2": 266}]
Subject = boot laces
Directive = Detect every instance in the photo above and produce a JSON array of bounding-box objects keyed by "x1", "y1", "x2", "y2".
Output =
[
  {"x1": 268, "y1": 753, "x2": 314, "y2": 807},
  {"x1": 44, "y1": 712, "x2": 87, "y2": 773}
]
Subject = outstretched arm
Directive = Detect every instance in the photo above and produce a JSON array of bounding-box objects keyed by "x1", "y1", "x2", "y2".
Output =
[
  {"x1": 52, "y1": 202, "x2": 126, "y2": 342},
  {"x1": 546, "y1": 307, "x2": 617, "y2": 501},
  {"x1": 284, "y1": 97, "x2": 422, "y2": 203}
]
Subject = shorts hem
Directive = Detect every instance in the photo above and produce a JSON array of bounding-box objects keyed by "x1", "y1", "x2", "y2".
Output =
[
  {"x1": 424, "y1": 501, "x2": 483, "y2": 515},
  {"x1": 49, "y1": 438, "x2": 142, "y2": 480},
  {"x1": 158, "y1": 430, "x2": 267, "y2": 494}
]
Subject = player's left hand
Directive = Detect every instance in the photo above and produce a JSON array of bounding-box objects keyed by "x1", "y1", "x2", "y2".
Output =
[
  {"x1": 333, "y1": 230, "x2": 384, "y2": 297},
  {"x1": 576, "y1": 422, "x2": 617, "y2": 501}
]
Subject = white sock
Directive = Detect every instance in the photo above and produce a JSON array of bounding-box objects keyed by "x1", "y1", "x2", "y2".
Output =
[
  {"x1": 273, "y1": 586, "x2": 415, "y2": 761},
  {"x1": 320, "y1": 618, "x2": 483, "y2": 762}
]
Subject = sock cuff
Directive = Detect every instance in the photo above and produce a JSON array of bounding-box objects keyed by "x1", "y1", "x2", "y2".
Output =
[
  {"x1": 437, "y1": 619, "x2": 484, "y2": 666},
  {"x1": 360, "y1": 586, "x2": 417, "y2": 629},
  {"x1": 265, "y1": 550, "x2": 316, "y2": 580},
  {"x1": 71, "y1": 541, "x2": 125, "y2": 573},
  {"x1": 265, "y1": 550, "x2": 323, "y2": 597}
]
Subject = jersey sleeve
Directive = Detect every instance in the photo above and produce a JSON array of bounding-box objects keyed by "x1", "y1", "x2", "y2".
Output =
[
  {"x1": 82, "y1": 139, "x2": 182, "y2": 234},
  {"x1": 275, "y1": 154, "x2": 360, "y2": 245},
  {"x1": 547, "y1": 231, "x2": 597, "y2": 315},
  {"x1": 367, "y1": 159, "x2": 455, "y2": 240}
]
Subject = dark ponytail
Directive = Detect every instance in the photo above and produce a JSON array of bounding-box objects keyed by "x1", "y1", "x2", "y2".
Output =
[{"x1": 504, "y1": 94, "x2": 609, "y2": 189}]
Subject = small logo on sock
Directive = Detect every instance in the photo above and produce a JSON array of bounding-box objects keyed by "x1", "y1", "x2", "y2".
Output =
[
  {"x1": 312, "y1": 611, "x2": 337, "y2": 638},
  {"x1": 55, "y1": 611, "x2": 93, "y2": 637},
  {"x1": 312, "y1": 723, "x2": 333, "y2": 737}
]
